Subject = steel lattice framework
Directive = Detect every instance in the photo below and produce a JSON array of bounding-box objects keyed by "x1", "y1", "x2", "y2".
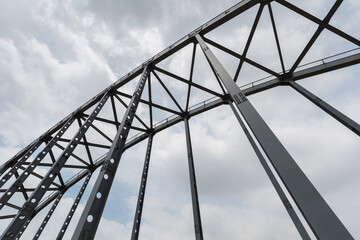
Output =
[{"x1": 0, "y1": 0, "x2": 359, "y2": 239}]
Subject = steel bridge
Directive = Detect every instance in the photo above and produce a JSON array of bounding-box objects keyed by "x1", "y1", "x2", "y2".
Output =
[{"x1": 0, "y1": 0, "x2": 359, "y2": 239}]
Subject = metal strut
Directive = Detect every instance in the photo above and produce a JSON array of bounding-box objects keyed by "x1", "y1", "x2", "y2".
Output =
[
  {"x1": 229, "y1": 103, "x2": 311, "y2": 240},
  {"x1": 1, "y1": 93, "x2": 110, "y2": 240},
  {"x1": 56, "y1": 172, "x2": 92, "y2": 240},
  {"x1": 131, "y1": 135, "x2": 153, "y2": 240},
  {"x1": 184, "y1": 118, "x2": 204, "y2": 240},
  {"x1": 195, "y1": 33, "x2": 354, "y2": 240},
  {"x1": 0, "y1": 116, "x2": 76, "y2": 211},
  {"x1": 71, "y1": 67, "x2": 149, "y2": 240},
  {"x1": 32, "y1": 192, "x2": 63, "y2": 240},
  {"x1": 0, "y1": 140, "x2": 43, "y2": 184},
  {"x1": 289, "y1": 80, "x2": 360, "y2": 136}
]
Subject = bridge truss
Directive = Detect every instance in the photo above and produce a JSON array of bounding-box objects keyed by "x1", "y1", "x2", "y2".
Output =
[{"x1": 0, "y1": 0, "x2": 359, "y2": 239}]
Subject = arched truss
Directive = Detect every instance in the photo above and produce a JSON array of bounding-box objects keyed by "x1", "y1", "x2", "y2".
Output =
[{"x1": 0, "y1": 0, "x2": 359, "y2": 239}]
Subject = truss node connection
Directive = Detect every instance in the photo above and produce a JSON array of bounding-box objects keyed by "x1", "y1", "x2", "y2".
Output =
[{"x1": 0, "y1": 0, "x2": 359, "y2": 239}]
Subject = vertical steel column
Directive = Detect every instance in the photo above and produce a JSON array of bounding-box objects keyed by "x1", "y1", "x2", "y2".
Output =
[
  {"x1": 184, "y1": 118, "x2": 203, "y2": 240},
  {"x1": 289, "y1": 80, "x2": 360, "y2": 136},
  {"x1": 56, "y1": 172, "x2": 92, "y2": 240},
  {"x1": 32, "y1": 192, "x2": 63, "y2": 240},
  {"x1": 1, "y1": 93, "x2": 110, "y2": 240},
  {"x1": 195, "y1": 34, "x2": 353, "y2": 240},
  {"x1": 71, "y1": 67, "x2": 149, "y2": 240},
  {"x1": 229, "y1": 103, "x2": 310, "y2": 240},
  {"x1": 131, "y1": 135, "x2": 153, "y2": 240}
]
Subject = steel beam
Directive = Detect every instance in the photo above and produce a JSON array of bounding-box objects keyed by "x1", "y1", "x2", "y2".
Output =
[
  {"x1": 1, "y1": 93, "x2": 110, "y2": 240},
  {"x1": 125, "y1": 52, "x2": 360, "y2": 151},
  {"x1": 184, "y1": 118, "x2": 203, "y2": 240},
  {"x1": 0, "y1": 140, "x2": 43, "y2": 180},
  {"x1": 229, "y1": 103, "x2": 310, "y2": 240},
  {"x1": 186, "y1": 43, "x2": 197, "y2": 111},
  {"x1": 56, "y1": 173, "x2": 92, "y2": 240},
  {"x1": 233, "y1": 3, "x2": 264, "y2": 82},
  {"x1": 195, "y1": 34, "x2": 353, "y2": 240},
  {"x1": 32, "y1": 192, "x2": 63, "y2": 240},
  {"x1": 131, "y1": 135, "x2": 153, "y2": 240},
  {"x1": 71, "y1": 67, "x2": 149, "y2": 240},
  {"x1": 56, "y1": 51, "x2": 360, "y2": 214},
  {"x1": 268, "y1": 3, "x2": 285, "y2": 73},
  {"x1": 289, "y1": 0, "x2": 342, "y2": 74},
  {"x1": 275, "y1": 0, "x2": 360, "y2": 47},
  {"x1": 0, "y1": 117, "x2": 76, "y2": 212},
  {"x1": 289, "y1": 81, "x2": 360, "y2": 136}
]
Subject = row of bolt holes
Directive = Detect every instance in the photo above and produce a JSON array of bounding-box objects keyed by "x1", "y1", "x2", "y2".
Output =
[
  {"x1": 18, "y1": 94, "x2": 105, "y2": 163},
  {"x1": 8, "y1": 121, "x2": 72, "y2": 187},
  {"x1": 58, "y1": 178, "x2": 90, "y2": 235},
  {"x1": 23, "y1": 178, "x2": 89, "y2": 236},
  {"x1": 20, "y1": 100, "x2": 107, "y2": 222},
  {"x1": 15, "y1": 101, "x2": 108, "y2": 225},
  {"x1": 31, "y1": 101, "x2": 102, "y2": 200},
  {"x1": 20, "y1": 91, "x2": 137, "y2": 230},
  {"x1": 17, "y1": 120, "x2": 78, "y2": 232},
  {"x1": 22, "y1": 98, "x2": 103, "y2": 225},
  {"x1": 86, "y1": 158, "x2": 114, "y2": 223}
]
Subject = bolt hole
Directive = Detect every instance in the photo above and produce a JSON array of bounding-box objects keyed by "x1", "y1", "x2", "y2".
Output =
[{"x1": 96, "y1": 192, "x2": 102, "y2": 199}]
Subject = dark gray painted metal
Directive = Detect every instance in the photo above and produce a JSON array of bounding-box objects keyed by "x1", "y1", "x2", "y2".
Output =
[
  {"x1": 186, "y1": 43, "x2": 197, "y2": 111},
  {"x1": 0, "y1": 0, "x2": 358, "y2": 238},
  {"x1": 33, "y1": 157, "x2": 107, "y2": 216},
  {"x1": 71, "y1": 67, "x2": 149, "y2": 240},
  {"x1": 148, "y1": 74, "x2": 154, "y2": 129},
  {"x1": 289, "y1": 0, "x2": 342, "y2": 74},
  {"x1": 184, "y1": 118, "x2": 204, "y2": 240},
  {"x1": 7, "y1": 48, "x2": 359, "y2": 225},
  {"x1": 35, "y1": 98, "x2": 226, "y2": 215},
  {"x1": 204, "y1": 36, "x2": 280, "y2": 78},
  {"x1": 289, "y1": 81, "x2": 360, "y2": 136},
  {"x1": 0, "y1": 141, "x2": 43, "y2": 188},
  {"x1": 233, "y1": 3, "x2": 264, "y2": 82},
  {"x1": 267, "y1": 3, "x2": 285, "y2": 74},
  {"x1": 275, "y1": 0, "x2": 360, "y2": 47},
  {"x1": 56, "y1": 173, "x2": 92, "y2": 240},
  {"x1": 152, "y1": 71, "x2": 184, "y2": 113},
  {"x1": 131, "y1": 135, "x2": 153, "y2": 240},
  {"x1": 229, "y1": 103, "x2": 311, "y2": 240},
  {"x1": 125, "y1": 52, "x2": 360, "y2": 152},
  {"x1": 0, "y1": 139, "x2": 40, "y2": 178},
  {"x1": 1, "y1": 93, "x2": 109, "y2": 240},
  {"x1": 292, "y1": 54, "x2": 360, "y2": 80},
  {"x1": 32, "y1": 192, "x2": 63, "y2": 240},
  {"x1": 0, "y1": 117, "x2": 76, "y2": 212},
  {"x1": 153, "y1": 66, "x2": 223, "y2": 98},
  {"x1": 195, "y1": 34, "x2": 354, "y2": 240},
  {"x1": 76, "y1": 118, "x2": 94, "y2": 166},
  {"x1": 0, "y1": 141, "x2": 43, "y2": 180}
]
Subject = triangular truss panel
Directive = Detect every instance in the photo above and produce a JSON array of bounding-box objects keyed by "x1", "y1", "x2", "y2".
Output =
[{"x1": 0, "y1": 0, "x2": 359, "y2": 239}]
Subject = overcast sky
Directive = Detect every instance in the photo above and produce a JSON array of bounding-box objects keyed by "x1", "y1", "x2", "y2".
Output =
[{"x1": 0, "y1": 0, "x2": 360, "y2": 239}]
